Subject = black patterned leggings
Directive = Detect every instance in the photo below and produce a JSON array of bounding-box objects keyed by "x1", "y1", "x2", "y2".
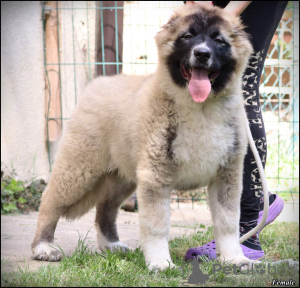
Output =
[{"x1": 213, "y1": 1, "x2": 288, "y2": 221}]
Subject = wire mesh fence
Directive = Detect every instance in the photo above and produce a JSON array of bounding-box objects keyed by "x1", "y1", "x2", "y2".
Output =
[{"x1": 42, "y1": 1, "x2": 299, "y2": 207}]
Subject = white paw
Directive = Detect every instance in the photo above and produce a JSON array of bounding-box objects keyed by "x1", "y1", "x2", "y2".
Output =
[
  {"x1": 219, "y1": 255, "x2": 260, "y2": 270},
  {"x1": 96, "y1": 226, "x2": 130, "y2": 253},
  {"x1": 32, "y1": 242, "x2": 62, "y2": 262},
  {"x1": 99, "y1": 241, "x2": 130, "y2": 253},
  {"x1": 141, "y1": 235, "x2": 174, "y2": 271},
  {"x1": 148, "y1": 260, "x2": 176, "y2": 271}
]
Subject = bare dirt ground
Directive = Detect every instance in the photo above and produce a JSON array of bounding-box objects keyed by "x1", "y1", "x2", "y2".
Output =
[
  {"x1": 1, "y1": 202, "x2": 213, "y2": 273},
  {"x1": 1, "y1": 201, "x2": 298, "y2": 273}
]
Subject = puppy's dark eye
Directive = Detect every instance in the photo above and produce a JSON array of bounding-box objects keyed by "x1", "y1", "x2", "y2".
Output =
[
  {"x1": 183, "y1": 33, "x2": 193, "y2": 39},
  {"x1": 214, "y1": 37, "x2": 224, "y2": 44}
]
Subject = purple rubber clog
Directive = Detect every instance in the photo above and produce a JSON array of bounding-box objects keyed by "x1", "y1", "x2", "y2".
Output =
[
  {"x1": 185, "y1": 194, "x2": 284, "y2": 261},
  {"x1": 257, "y1": 194, "x2": 284, "y2": 230}
]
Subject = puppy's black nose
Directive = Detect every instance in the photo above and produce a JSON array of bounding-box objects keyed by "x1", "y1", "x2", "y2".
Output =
[{"x1": 194, "y1": 47, "x2": 211, "y2": 62}]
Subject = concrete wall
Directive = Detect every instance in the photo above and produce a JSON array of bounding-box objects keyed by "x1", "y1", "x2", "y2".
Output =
[
  {"x1": 1, "y1": 1, "x2": 49, "y2": 181},
  {"x1": 1, "y1": 1, "x2": 97, "y2": 181}
]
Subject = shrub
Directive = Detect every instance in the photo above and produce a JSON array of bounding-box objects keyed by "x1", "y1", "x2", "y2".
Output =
[{"x1": 1, "y1": 170, "x2": 46, "y2": 214}]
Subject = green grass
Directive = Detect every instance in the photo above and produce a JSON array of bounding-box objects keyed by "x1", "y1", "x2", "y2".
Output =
[{"x1": 1, "y1": 222, "x2": 299, "y2": 287}]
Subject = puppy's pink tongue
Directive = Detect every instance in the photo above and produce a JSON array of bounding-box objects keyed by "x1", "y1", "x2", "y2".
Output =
[{"x1": 188, "y1": 68, "x2": 211, "y2": 103}]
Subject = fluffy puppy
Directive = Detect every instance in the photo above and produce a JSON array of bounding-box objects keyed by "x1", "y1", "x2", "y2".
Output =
[{"x1": 32, "y1": 4, "x2": 253, "y2": 270}]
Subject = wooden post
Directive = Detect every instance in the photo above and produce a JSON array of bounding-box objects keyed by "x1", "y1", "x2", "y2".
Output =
[
  {"x1": 45, "y1": 1, "x2": 61, "y2": 141},
  {"x1": 96, "y1": 1, "x2": 124, "y2": 76}
]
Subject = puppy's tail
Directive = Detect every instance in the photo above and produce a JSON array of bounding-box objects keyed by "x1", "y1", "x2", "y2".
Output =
[{"x1": 239, "y1": 109, "x2": 269, "y2": 244}]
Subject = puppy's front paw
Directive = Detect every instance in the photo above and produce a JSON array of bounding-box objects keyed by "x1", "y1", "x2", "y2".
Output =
[
  {"x1": 219, "y1": 255, "x2": 260, "y2": 270},
  {"x1": 148, "y1": 260, "x2": 176, "y2": 271},
  {"x1": 142, "y1": 237, "x2": 174, "y2": 271},
  {"x1": 32, "y1": 242, "x2": 62, "y2": 262}
]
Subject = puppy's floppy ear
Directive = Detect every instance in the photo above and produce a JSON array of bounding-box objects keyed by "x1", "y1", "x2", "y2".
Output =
[
  {"x1": 229, "y1": 20, "x2": 253, "y2": 69},
  {"x1": 232, "y1": 22, "x2": 253, "y2": 55},
  {"x1": 155, "y1": 15, "x2": 178, "y2": 45},
  {"x1": 232, "y1": 22, "x2": 250, "y2": 39},
  {"x1": 163, "y1": 15, "x2": 178, "y2": 29}
]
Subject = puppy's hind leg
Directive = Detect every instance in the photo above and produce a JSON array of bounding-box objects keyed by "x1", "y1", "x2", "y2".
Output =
[
  {"x1": 32, "y1": 144, "x2": 104, "y2": 261},
  {"x1": 31, "y1": 183, "x2": 67, "y2": 261},
  {"x1": 95, "y1": 173, "x2": 136, "y2": 253}
]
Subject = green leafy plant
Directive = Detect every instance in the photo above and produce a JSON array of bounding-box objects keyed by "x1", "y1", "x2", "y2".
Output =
[
  {"x1": 1, "y1": 176, "x2": 24, "y2": 213},
  {"x1": 1, "y1": 169, "x2": 46, "y2": 214}
]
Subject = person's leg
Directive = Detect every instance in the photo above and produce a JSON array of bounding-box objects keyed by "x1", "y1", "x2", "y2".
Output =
[
  {"x1": 185, "y1": 1, "x2": 287, "y2": 261},
  {"x1": 238, "y1": 1, "x2": 287, "y2": 250}
]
